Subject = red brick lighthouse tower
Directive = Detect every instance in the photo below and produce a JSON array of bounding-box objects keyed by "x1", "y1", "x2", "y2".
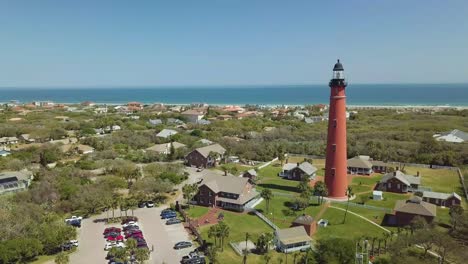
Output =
[{"x1": 324, "y1": 60, "x2": 348, "y2": 199}]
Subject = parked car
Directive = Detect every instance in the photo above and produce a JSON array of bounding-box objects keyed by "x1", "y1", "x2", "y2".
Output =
[
  {"x1": 181, "y1": 251, "x2": 203, "y2": 263},
  {"x1": 138, "y1": 202, "x2": 147, "y2": 208},
  {"x1": 146, "y1": 201, "x2": 155, "y2": 208},
  {"x1": 123, "y1": 225, "x2": 140, "y2": 232},
  {"x1": 68, "y1": 219, "x2": 81, "y2": 228},
  {"x1": 127, "y1": 233, "x2": 144, "y2": 239},
  {"x1": 174, "y1": 241, "x2": 192, "y2": 250},
  {"x1": 121, "y1": 217, "x2": 138, "y2": 225},
  {"x1": 166, "y1": 218, "x2": 181, "y2": 225},
  {"x1": 161, "y1": 211, "x2": 177, "y2": 219},
  {"x1": 62, "y1": 243, "x2": 73, "y2": 251},
  {"x1": 65, "y1": 216, "x2": 83, "y2": 223},
  {"x1": 104, "y1": 227, "x2": 122, "y2": 235},
  {"x1": 122, "y1": 221, "x2": 139, "y2": 228},
  {"x1": 186, "y1": 257, "x2": 206, "y2": 264},
  {"x1": 160, "y1": 209, "x2": 174, "y2": 215},
  {"x1": 125, "y1": 230, "x2": 143, "y2": 238},
  {"x1": 69, "y1": 240, "x2": 79, "y2": 247},
  {"x1": 104, "y1": 242, "x2": 125, "y2": 251},
  {"x1": 107, "y1": 235, "x2": 124, "y2": 242}
]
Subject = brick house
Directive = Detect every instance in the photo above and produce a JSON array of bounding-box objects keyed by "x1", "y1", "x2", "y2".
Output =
[
  {"x1": 185, "y1": 144, "x2": 226, "y2": 168},
  {"x1": 280, "y1": 162, "x2": 317, "y2": 181},
  {"x1": 194, "y1": 171, "x2": 258, "y2": 212},
  {"x1": 378, "y1": 170, "x2": 420, "y2": 193},
  {"x1": 291, "y1": 214, "x2": 317, "y2": 236},
  {"x1": 393, "y1": 197, "x2": 436, "y2": 226},
  {"x1": 422, "y1": 191, "x2": 461, "y2": 207}
]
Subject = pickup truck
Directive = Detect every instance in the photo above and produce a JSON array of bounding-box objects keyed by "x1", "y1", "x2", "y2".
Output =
[{"x1": 65, "y1": 216, "x2": 83, "y2": 223}]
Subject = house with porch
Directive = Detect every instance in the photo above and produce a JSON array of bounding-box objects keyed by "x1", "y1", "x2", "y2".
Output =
[
  {"x1": 280, "y1": 162, "x2": 317, "y2": 181},
  {"x1": 0, "y1": 170, "x2": 34, "y2": 195},
  {"x1": 378, "y1": 170, "x2": 420, "y2": 193},
  {"x1": 194, "y1": 171, "x2": 258, "y2": 212},
  {"x1": 347, "y1": 155, "x2": 388, "y2": 175},
  {"x1": 422, "y1": 191, "x2": 462, "y2": 207},
  {"x1": 275, "y1": 226, "x2": 312, "y2": 253},
  {"x1": 181, "y1": 109, "x2": 205, "y2": 123},
  {"x1": 185, "y1": 143, "x2": 226, "y2": 168}
]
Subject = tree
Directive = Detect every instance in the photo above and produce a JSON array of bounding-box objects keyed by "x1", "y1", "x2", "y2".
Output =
[
  {"x1": 261, "y1": 189, "x2": 273, "y2": 213},
  {"x1": 208, "y1": 225, "x2": 220, "y2": 248},
  {"x1": 343, "y1": 186, "x2": 353, "y2": 223},
  {"x1": 182, "y1": 183, "x2": 198, "y2": 208},
  {"x1": 256, "y1": 233, "x2": 274, "y2": 254},
  {"x1": 263, "y1": 252, "x2": 272, "y2": 264},
  {"x1": 411, "y1": 230, "x2": 436, "y2": 258},
  {"x1": 277, "y1": 146, "x2": 285, "y2": 166},
  {"x1": 55, "y1": 252, "x2": 69, "y2": 264},
  {"x1": 449, "y1": 204, "x2": 464, "y2": 231},
  {"x1": 315, "y1": 238, "x2": 354, "y2": 264},
  {"x1": 217, "y1": 221, "x2": 230, "y2": 251},
  {"x1": 206, "y1": 245, "x2": 218, "y2": 264},
  {"x1": 313, "y1": 181, "x2": 328, "y2": 205},
  {"x1": 134, "y1": 248, "x2": 150, "y2": 263}
]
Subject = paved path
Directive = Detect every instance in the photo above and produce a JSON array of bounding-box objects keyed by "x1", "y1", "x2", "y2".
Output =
[{"x1": 328, "y1": 205, "x2": 391, "y2": 233}]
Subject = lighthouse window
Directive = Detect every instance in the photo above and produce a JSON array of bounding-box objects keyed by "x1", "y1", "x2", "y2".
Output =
[
  {"x1": 333, "y1": 119, "x2": 337, "y2": 128},
  {"x1": 332, "y1": 144, "x2": 336, "y2": 152},
  {"x1": 331, "y1": 168, "x2": 335, "y2": 177}
]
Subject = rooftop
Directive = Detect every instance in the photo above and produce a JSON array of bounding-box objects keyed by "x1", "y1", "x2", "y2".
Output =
[{"x1": 276, "y1": 226, "x2": 311, "y2": 245}]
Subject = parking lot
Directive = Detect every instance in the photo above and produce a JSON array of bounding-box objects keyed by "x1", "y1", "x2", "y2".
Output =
[{"x1": 70, "y1": 206, "x2": 195, "y2": 264}]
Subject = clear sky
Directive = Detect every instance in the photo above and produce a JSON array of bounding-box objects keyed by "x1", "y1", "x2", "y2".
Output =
[{"x1": 1, "y1": 0, "x2": 467, "y2": 87}]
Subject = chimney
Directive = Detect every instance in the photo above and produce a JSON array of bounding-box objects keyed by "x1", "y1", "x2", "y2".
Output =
[{"x1": 297, "y1": 162, "x2": 300, "y2": 167}]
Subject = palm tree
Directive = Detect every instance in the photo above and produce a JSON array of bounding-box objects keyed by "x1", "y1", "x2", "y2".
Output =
[
  {"x1": 342, "y1": 186, "x2": 353, "y2": 224},
  {"x1": 54, "y1": 252, "x2": 69, "y2": 264},
  {"x1": 182, "y1": 183, "x2": 198, "y2": 207},
  {"x1": 263, "y1": 252, "x2": 272, "y2": 264},
  {"x1": 208, "y1": 225, "x2": 220, "y2": 247},
  {"x1": 127, "y1": 197, "x2": 138, "y2": 216},
  {"x1": 217, "y1": 221, "x2": 230, "y2": 251},
  {"x1": 220, "y1": 164, "x2": 230, "y2": 176},
  {"x1": 260, "y1": 189, "x2": 273, "y2": 213},
  {"x1": 242, "y1": 232, "x2": 250, "y2": 264},
  {"x1": 206, "y1": 245, "x2": 218, "y2": 264}
]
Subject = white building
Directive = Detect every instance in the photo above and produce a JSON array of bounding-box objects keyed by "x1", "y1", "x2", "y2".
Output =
[
  {"x1": 156, "y1": 129, "x2": 178, "y2": 139},
  {"x1": 275, "y1": 226, "x2": 312, "y2": 253},
  {"x1": 373, "y1": 190, "x2": 383, "y2": 201},
  {"x1": 433, "y1": 129, "x2": 468, "y2": 143},
  {"x1": 181, "y1": 110, "x2": 205, "y2": 123}
]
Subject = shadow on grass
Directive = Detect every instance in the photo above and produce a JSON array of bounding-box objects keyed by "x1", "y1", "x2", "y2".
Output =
[{"x1": 257, "y1": 183, "x2": 299, "y2": 193}]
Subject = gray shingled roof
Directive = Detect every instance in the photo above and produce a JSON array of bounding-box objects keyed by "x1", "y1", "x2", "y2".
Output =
[
  {"x1": 293, "y1": 214, "x2": 315, "y2": 225},
  {"x1": 380, "y1": 170, "x2": 420, "y2": 186},
  {"x1": 195, "y1": 143, "x2": 226, "y2": 158},
  {"x1": 276, "y1": 226, "x2": 311, "y2": 245},
  {"x1": 282, "y1": 162, "x2": 317, "y2": 175},
  {"x1": 347, "y1": 156, "x2": 373, "y2": 169},
  {"x1": 423, "y1": 191, "x2": 462, "y2": 201},
  {"x1": 199, "y1": 171, "x2": 258, "y2": 205},
  {"x1": 442, "y1": 129, "x2": 468, "y2": 141},
  {"x1": 394, "y1": 198, "x2": 436, "y2": 217},
  {"x1": 146, "y1": 142, "x2": 186, "y2": 153},
  {"x1": 156, "y1": 129, "x2": 178, "y2": 138},
  {"x1": 246, "y1": 169, "x2": 257, "y2": 177}
]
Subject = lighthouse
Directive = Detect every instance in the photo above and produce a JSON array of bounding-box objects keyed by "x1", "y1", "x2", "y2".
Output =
[{"x1": 324, "y1": 60, "x2": 348, "y2": 199}]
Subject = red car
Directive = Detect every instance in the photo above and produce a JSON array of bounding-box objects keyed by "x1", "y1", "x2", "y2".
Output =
[
  {"x1": 103, "y1": 227, "x2": 121, "y2": 235},
  {"x1": 107, "y1": 235, "x2": 124, "y2": 242},
  {"x1": 125, "y1": 230, "x2": 142, "y2": 239},
  {"x1": 127, "y1": 233, "x2": 144, "y2": 239}
]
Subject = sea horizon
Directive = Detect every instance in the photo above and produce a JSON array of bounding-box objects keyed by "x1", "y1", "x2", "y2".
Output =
[{"x1": 1, "y1": 83, "x2": 467, "y2": 107}]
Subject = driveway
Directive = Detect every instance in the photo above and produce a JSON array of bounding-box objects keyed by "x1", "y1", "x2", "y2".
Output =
[{"x1": 69, "y1": 207, "x2": 194, "y2": 264}]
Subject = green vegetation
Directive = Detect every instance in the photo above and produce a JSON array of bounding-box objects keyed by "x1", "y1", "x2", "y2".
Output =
[
  {"x1": 185, "y1": 205, "x2": 210, "y2": 218},
  {"x1": 404, "y1": 166, "x2": 461, "y2": 194}
]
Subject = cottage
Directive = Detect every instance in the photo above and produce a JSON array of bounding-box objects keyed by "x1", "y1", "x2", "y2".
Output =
[
  {"x1": 148, "y1": 119, "x2": 163, "y2": 126},
  {"x1": 378, "y1": 170, "x2": 420, "y2": 193},
  {"x1": 156, "y1": 129, "x2": 178, "y2": 139},
  {"x1": 292, "y1": 214, "x2": 317, "y2": 236},
  {"x1": 275, "y1": 226, "x2": 312, "y2": 253},
  {"x1": 194, "y1": 171, "x2": 258, "y2": 212},
  {"x1": 146, "y1": 142, "x2": 186, "y2": 155},
  {"x1": 127, "y1": 102, "x2": 143, "y2": 111},
  {"x1": 181, "y1": 109, "x2": 205, "y2": 123},
  {"x1": 433, "y1": 129, "x2": 468, "y2": 143},
  {"x1": 0, "y1": 137, "x2": 19, "y2": 146},
  {"x1": 19, "y1": 134, "x2": 35, "y2": 143},
  {"x1": 185, "y1": 143, "x2": 226, "y2": 168},
  {"x1": 393, "y1": 197, "x2": 436, "y2": 226},
  {"x1": 243, "y1": 169, "x2": 257, "y2": 182},
  {"x1": 0, "y1": 170, "x2": 34, "y2": 195},
  {"x1": 280, "y1": 162, "x2": 317, "y2": 181},
  {"x1": 422, "y1": 191, "x2": 461, "y2": 207},
  {"x1": 347, "y1": 155, "x2": 388, "y2": 175}
]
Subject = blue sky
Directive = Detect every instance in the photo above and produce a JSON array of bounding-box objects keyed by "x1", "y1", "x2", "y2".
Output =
[{"x1": 1, "y1": 0, "x2": 467, "y2": 87}]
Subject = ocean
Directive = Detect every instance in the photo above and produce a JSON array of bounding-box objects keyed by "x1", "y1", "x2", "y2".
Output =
[{"x1": 0, "y1": 84, "x2": 467, "y2": 106}]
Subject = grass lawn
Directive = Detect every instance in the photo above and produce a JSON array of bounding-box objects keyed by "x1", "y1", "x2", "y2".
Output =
[
  {"x1": 351, "y1": 174, "x2": 383, "y2": 186},
  {"x1": 315, "y1": 206, "x2": 389, "y2": 240},
  {"x1": 404, "y1": 166, "x2": 461, "y2": 194},
  {"x1": 199, "y1": 210, "x2": 279, "y2": 263},
  {"x1": 349, "y1": 184, "x2": 373, "y2": 194},
  {"x1": 186, "y1": 205, "x2": 210, "y2": 218},
  {"x1": 256, "y1": 164, "x2": 300, "y2": 194},
  {"x1": 359, "y1": 192, "x2": 412, "y2": 209},
  {"x1": 255, "y1": 195, "x2": 325, "y2": 228},
  {"x1": 30, "y1": 255, "x2": 56, "y2": 264}
]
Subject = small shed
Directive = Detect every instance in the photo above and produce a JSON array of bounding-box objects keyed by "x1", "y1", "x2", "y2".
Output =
[
  {"x1": 292, "y1": 214, "x2": 316, "y2": 236},
  {"x1": 373, "y1": 190, "x2": 383, "y2": 201}
]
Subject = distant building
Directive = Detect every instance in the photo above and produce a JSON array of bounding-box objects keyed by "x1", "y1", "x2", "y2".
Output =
[
  {"x1": 433, "y1": 129, "x2": 468, "y2": 143},
  {"x1": 185, "y1": 143, "x2": 226, "y2": 168},
  {"x1": 0, "y1": 170, "x2": 34, "y2": 195},
  {"x1": 347, "y1": 155, "x2": 388, "y2": 175},
  {"x1": 198, "y1": 139, "x2": 213, "y2": 145},
  {"x1": 194, "y1": 171, "x2": 258, "y2": 212},
  {"x1": 0, "y1": 150, "x2": 11, "y2": 157},
  {"x1": 146, "y1": 142, "x2": 186, "y2": 155},
  {"x1": 167, "y1": 118, "x2": 185, "y2": 125},
  {"x1": 292, "y1": 214, "x2": 317, "y2": 236},
  {"x1": 19, "y1": 134, "x2": 35, "y2": 143},
  {"x1": 242, "y1": 169, "x2": 257, "y2": 183},
  {"x1": 156, "y1": 129, "x2": 178, "y2": 139},
  {"x1": 148, "y1": 119, "x2": 163, "y2": 126},
  {"x1": 279, "y1": 162, "x2": 317, "y2": 181},
  {"x1": 181, "y1": 109, "x2": 205, "y2": 123},
  {"x1": 275, "y1": 226, "x2": 312, "y2": 253},
  {"x1": 0, "y1": 137, "x2": 19, "y2": 146},
  {"x1": 223, "y1": 105, "x2": 245, "y2": 114},
  {"x1": 422, "y1": 191, "x2": 461, "y2": 207},
  {"x1": 378, "y1": 170, "x2": 420, "y2": 193},
  {"x1": 77, "y1": 144, "x2": 94, "y2": 155},
  {"x1": 304, "y1": 116, "x2": 327, "y2": 124},
  {"x1": 127, "y1": 102, "x2": 143, "y2": 111},
  {"x1": 393, "y1": 197, "x2": 436, "y2": 226}
]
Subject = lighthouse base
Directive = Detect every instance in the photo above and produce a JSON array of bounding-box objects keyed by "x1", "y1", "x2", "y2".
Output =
[{"x1": 324, "y1": 195, "x2": 356, "y2": 202}]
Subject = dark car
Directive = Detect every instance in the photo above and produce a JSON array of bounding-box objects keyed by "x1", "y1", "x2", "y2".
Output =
[
  {"x1": 161, "y1": 212, "x2": 177, "y2": 219},
  {"x1": 68, "y1": 219, "x2": 81, "y2": 228},
  {"x1": 127, "y1": 233, "x2": 144, "y2": 239},
  {"x1": 123, "y1": 225, "x2": 140, "y2": 232},
  {"x1": 138, "y1": 202, "x2": 147, "y2": 208},
  {"x1": 166, "y1": 218, "x2": 182, "y2": 225},
  {"x1": 160, "y1": 209, "x2": 174, "y2": 215},
  {"x1": 62, "y1": 243, "x2": 73, "y2": 251},
  {"x1": 174, "y1": 241, "x2": 192, "y2": 250},
  {"x1": 125, "y1": 230, "x2": 142, "y2": 238},
  {"x1": 187, "y1": 258, "x2": 206, "y2": 264},
  {"x1": 121, "y1": 217, "x2": 138, "y2": 225}
]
